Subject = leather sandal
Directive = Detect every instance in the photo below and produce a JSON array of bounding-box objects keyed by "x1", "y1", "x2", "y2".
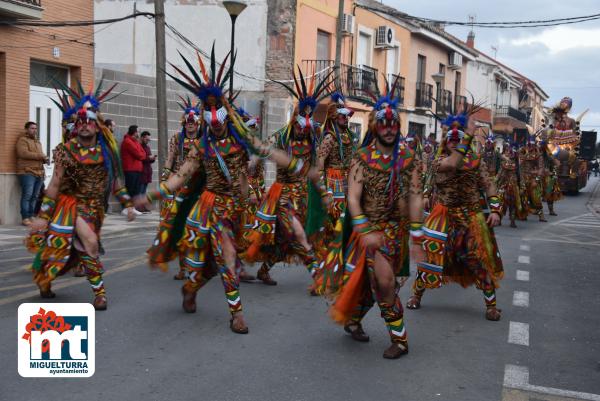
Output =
[
  {"x1": 173, "y1": 270, "x2": 186, "y2": 280},
  {"x1": 181, "y1": 287, "x2": 197, "y2": 313},
  {"x1": 344, "y1": 323, "x2": 370, "y2": 342},
  {"x1": 383, "y1": 343, "x2": 409, "y2": 359},
  {"x1": 229, "y1": 316, "x2": 249, "y2": 334},
  {"x1": 93, "y1": 295, "x2": 107, "y2": 311},
  {"x1": 38, "y1": 282, "x2": 56, "y2": 299},
  {"x1": 257, "y1": 266, "x2": 277, "y2": 286},
  {"x1": 406, "y1": 295, "x2": 422, "y2": 309},
  {"x1": 485, "y1": 307, "x2": 502, "y2": 321}
]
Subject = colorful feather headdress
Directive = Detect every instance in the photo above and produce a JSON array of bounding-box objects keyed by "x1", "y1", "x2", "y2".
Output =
[
  {"x1": 273, "y1": 65, "x2": 334, "y2": 118},
  {"x1": 177, "y1": 95, "x2": 201, "y2": 125},
  {"x1": 51, "y1": 79, "x2": 124, "y2": 181}
]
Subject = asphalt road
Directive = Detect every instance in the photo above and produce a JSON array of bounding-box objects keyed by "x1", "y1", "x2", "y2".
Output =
[{"x1": 1, "y1": 177, "x2": 599, "y2": 401}]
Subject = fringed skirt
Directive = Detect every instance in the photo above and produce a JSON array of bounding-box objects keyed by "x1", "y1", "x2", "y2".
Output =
[
  {"x1": 417, "y1": 203, "x2": 503, "y2": 290},
  {"x1": 329, "y1": 220, "x2": 408, "y2": 324},
  {"x1": 26, "y1": 194, "x2": 103, "y2": 279}
]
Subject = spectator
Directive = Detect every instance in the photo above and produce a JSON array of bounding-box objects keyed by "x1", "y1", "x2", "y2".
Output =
[
  {"x1": 104, "y1": 119, "x2": 116, "y2": 134},
  {"x1": 592, "y1": 159, "x2": 599, "y2": 177},
  {"x1": 120, "y1": 125, "x2": 146, "y2": 215},
  {"x1": 139, "y1": 131, "x2": 156, "y2": 212},
  {"x1": 16, "y1": 122, "x2": 47, "y2": 225}
]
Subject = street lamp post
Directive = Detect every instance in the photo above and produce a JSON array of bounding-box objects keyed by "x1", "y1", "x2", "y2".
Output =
[{"x1": 223, "y1": 1, "x2": 247, "y2": 102}]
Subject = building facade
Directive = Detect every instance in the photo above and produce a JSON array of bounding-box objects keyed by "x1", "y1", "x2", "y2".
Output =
[{"x1": 0, "y1": 0, "x2": 94, "y2": 224}]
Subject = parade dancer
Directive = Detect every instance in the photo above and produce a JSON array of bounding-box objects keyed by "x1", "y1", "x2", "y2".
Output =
[
  {"x1": 327, "y1": 79, "x2": 424, "y2": 359},
  {"x1": 312, "y1": 93, "x2": 357, "y2": 295},
  {"x1": 406, "y1": 111, "x2": 504, "y2": 321},
  {"x1": 482, "y1": 133, "x2": 500, "y2": 180},
  {"x1": 148, "y1": 97, "x2": 204, "y2": 279},
  {"x1": 545, "y1": 97, "x2": 582, "y2": 180},
  {"x1": 497, "y1": 142, "x2": 527, "y2": 227},
  {"x1": 27, "y1": 81, "x2": 135, "y2": 310},
  {"x1": 519, "y1": 135, "x2": 547, "y2": 222},
  {"x1": 540, "y1": 139, "x2": 561, "y2": 216},
  {"x1": 136, "y1": 48, "x2": 302, "y2": 333},
  {"x1": 244, "y1": 67, "x2": 332, "y2": 286}
]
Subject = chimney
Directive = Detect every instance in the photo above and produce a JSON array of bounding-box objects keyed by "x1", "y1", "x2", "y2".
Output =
[{"x1": 466, "y1": 30, "x2": 475, "y2": 48}]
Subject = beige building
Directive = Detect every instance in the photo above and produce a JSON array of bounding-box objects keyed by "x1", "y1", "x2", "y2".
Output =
[{"x1": 0, "y1": 0, "x2": 94, "y2": 225}]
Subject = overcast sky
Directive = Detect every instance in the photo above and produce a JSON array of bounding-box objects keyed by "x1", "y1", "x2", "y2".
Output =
[{"x1": 386, "y1": 0, "x2": 600, "y2": 131}]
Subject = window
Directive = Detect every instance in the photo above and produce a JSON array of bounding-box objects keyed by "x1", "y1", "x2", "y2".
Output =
[
  {"x1": 408, "y1": 122, "x2": 426, "y2": 141},
  {"x1": 386, "y1": 46, "x2": 399, "y2": 76},
  {"x1": 417, "y1": 55, "x2": 426, "y2": 82},
  {"x1": 316, "y1": 30, "x2": 331, "y2": 61},
  {"x1": 349, "y1": 122, "x2": 362, "y2": 143},
  {"x1": 30, "y1": 62, "x2": 68, "y2": 88},
  {"x1": 357, "y1": 32, "x2": 371, "y2": 67}
]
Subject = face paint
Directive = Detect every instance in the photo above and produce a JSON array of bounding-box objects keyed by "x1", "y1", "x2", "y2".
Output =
[{"x1": 203, "y1": 106, "x2": 227, "y2": 127}]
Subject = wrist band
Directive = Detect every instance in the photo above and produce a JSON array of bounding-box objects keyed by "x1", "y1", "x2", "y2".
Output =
[
  {"x1": 147, "y1": 182, "x2": 172, "y2": 203},
  {"x1": 114, "y1": 187, "x2": 133, "y2": 209},
  {"x1": 409, "y1": 221, "x2": 424, "y2": 244},
  {"x1": 352, "y1": 214, "x2": 375, "y2": 235},
  {"x1": 38, "y1": 196, "x2": 56, "y2": 221},
  {"x1": 488, "y1": 195, "x2": 501, "y2": 215},
  {"x1": 160, "y1": 167, "x2": 172, "y2": 181}
]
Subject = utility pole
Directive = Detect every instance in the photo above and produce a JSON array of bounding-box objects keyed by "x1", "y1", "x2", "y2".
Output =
[
  {"x1": 154, "y1": 0, "x2": 168, "y2": 173},
  {"x1": 334, "y1": 0, "x2": 344, "y2": 88}
]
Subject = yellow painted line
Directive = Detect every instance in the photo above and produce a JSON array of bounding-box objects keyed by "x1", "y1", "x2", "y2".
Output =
[{"x1": 0, "y1": 256, "x2": 147, "y2": 307}]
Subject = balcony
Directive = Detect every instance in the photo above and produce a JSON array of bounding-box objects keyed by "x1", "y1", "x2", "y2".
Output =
[
  {"x1": 301, "y1": 59, "x2": 334, "y2": 88},
  {"x1": 493, "y1": 105, "x2": 530, "y2": 133},
  {"x1": 0, "y1": 0, "x2": 43, "y2": 19},
  {"x1": 440, "y1": 89, "x2": 453, "y2": 115},
  {"x1": 341, "y1": 64, "x2": 379, "y2": 99},
  {"x1": 495, "y1": 106, "x2": 529, "y2": 123},
  {"x1": 387, "y1": 74, "x2": 405, "y2": 106},
  {"x1": 454, "y1": 95, "x2": 467, "y2": 114},
  {"x1": 415, "y1": 82, "x2": 433, "y2": 109}
]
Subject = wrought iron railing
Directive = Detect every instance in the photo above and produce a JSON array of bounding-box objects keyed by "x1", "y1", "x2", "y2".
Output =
[
  {"x1": 300, "y1": 59, "x2": 334, "y2": 86},
  {"x1": 14, "y1": 0, "x2": 42, "y2": 6},
  {"x1": 415, "y1": 82, "x2": 433, "y2": 108},
  {"x1": 341, "y1": 64, "x2": 379, "y2": 98},
  {"x1": 495, "y1": 106, "x2": 528, "y2": 123},
  {"x1": 387, "y1": 74, "x2": 405, "y2": 106}
]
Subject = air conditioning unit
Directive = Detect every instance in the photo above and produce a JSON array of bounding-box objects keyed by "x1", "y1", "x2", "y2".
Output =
[
  {"x1": 342, "y1": 14, "x2": 354, "y2": 35},
  {"x1": 375, "y1": 26, "x2": 394, "y2": 48},
  {"x1": 448, "y1": 52, "x2": 462, "y2": 69}
]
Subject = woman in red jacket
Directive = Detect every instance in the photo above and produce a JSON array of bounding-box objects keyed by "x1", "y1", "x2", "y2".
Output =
[{"x1": 120, "y1": 125, "x2": 147, "y2": 204}]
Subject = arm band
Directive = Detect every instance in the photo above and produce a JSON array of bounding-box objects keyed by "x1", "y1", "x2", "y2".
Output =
[
  {"x1": 409, "y1": 221, "x2": 424, "y2": 245},
  {"x1": 488, "y1": 195, "x2": 502, "y2": 215},
  {"x1": 146, "y1": 182, "x2": 172, "y2": 203},
  {"x1": 160, "y1": 167, "x2": 172, "y2": 182},
  {"x1": 38, "y1": 196, "x2": 56, "y2": 221},
  {"x1": 114, "y1": 187, "x2": 134, "y2": 209}
]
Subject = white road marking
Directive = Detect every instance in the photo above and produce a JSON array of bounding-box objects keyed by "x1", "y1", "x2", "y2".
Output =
[
  {"x1": 518, "y1": 255, "x2": 530, "y2": 264},
  {"x1": 516, "y1": 270, "x2": 529, "y2": 281},
  {"x1": 504, "y1": 364, "x2": 600, "y2": 401},
  {"x1": 519, "y1": 244, "x2": 530, "y2": 252},
  {"x1": 508, "y1": 321, "x2": 529, "y2": 346},
  {"x1": 512, "y1": 291, "x2": 530, "y2": 307}
]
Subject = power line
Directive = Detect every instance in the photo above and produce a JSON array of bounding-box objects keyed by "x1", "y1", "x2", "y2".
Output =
[{"x1": 0, "y1": 12, "x2": 156, "y2": 27}]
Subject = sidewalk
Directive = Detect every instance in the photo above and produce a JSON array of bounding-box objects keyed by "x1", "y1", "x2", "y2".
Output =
[{"x1": 0, "y1": 212, "x2": 159, "y2": 251}]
